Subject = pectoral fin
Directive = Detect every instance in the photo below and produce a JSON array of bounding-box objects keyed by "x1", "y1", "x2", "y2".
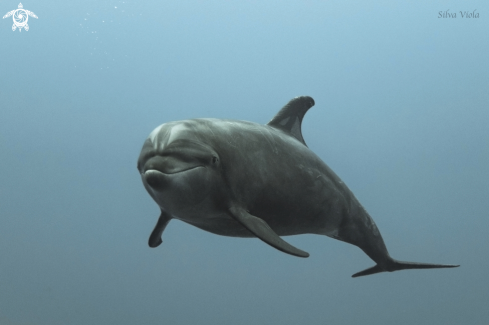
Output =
[
  {"x1": 228, "y1": 206, "x2": 309, "y2": 258},
  {"x1": 148, "y1": 209, "x2": 172, "y2": 248}
]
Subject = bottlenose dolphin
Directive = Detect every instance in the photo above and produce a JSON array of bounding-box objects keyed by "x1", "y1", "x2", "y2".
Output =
[{"x1": 137, "y1": 96, "x2": 459, "y2": 277}]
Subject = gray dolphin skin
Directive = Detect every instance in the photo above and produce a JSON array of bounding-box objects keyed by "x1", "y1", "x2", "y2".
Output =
[{"x1": 137, "y1": 96, "x2": 459, "y2": 277}]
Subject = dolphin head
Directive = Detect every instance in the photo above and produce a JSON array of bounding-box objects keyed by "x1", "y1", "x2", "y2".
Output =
[{"x1": 137, "y1": 121, "x2": 221, "y2": 215}]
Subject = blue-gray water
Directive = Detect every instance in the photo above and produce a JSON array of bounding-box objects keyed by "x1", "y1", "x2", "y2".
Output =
[{"x1": 0, "y1": 1, "x2": 488, "y2": 324}]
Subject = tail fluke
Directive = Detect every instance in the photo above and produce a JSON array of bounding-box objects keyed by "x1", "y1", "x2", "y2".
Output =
[
  {"x1": 352, "y1": 259, "x2": 460, "y2": 278},
  {"x1": 351, "y1": 264, "x2": 384, "y2": 277}
]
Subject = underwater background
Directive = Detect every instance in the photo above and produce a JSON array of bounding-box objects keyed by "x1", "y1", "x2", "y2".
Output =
[{"x1": 0, "y1": 0, "x2": 488, "y2": 324}]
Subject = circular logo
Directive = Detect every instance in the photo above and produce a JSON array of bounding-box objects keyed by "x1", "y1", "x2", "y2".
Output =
[
  {"x1": 3, "y1": 3, "x2": 38, "y2": 32},
  {"x1": 13, "y1": 9, "x2": 28, "y2": 27}
]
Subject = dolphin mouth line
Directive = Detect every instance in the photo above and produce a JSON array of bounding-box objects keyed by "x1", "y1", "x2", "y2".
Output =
[{"x1": 143, "y1": 166, "x2": 204, "y2": 176}]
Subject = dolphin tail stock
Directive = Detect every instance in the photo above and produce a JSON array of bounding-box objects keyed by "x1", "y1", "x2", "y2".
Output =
[{"x1": 351, "y1": 259, "x2": 460, "y2": 278}]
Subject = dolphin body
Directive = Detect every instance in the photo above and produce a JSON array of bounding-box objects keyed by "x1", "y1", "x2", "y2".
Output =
[{"x1": 137, "y1": 96, "x2": 459, "y2": 277}]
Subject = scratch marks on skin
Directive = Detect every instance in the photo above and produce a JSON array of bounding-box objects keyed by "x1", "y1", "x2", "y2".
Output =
[
  {"x1": 259, "y1": 126, "x2": 279, "y2": 154},
  {"x1": 279, "y1": 117, "x2": 290, "y2": 126},
  {"x1": 222, "y1": 121, "x2": 240, "y2": 148},
  {"x1": 167, "y1": 124, "x2": 188, "y2": 144},
  {"x1": 203, "y1": 120, "x2": 217, "y2": 138},
  {"x1": 148, "y1": 123, "x2": 191, "y2": 151},
  {"x1": 149, "y1": 125, "x2": 164, "y2": 145}
]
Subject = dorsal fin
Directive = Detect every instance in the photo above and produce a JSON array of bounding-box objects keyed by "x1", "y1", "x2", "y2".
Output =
[{"x1": 267, "y1": 96, "x2": 315, "y2": 146}]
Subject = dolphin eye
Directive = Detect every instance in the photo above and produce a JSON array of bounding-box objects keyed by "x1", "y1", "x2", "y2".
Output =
[{"x1": 212, "y1": 156, "x2": 219, "y2": 164}]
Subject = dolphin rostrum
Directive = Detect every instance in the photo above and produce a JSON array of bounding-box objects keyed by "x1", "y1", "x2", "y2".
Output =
[{"x1": 137, "y1": 96, "x2": 459, "y2": 277}]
